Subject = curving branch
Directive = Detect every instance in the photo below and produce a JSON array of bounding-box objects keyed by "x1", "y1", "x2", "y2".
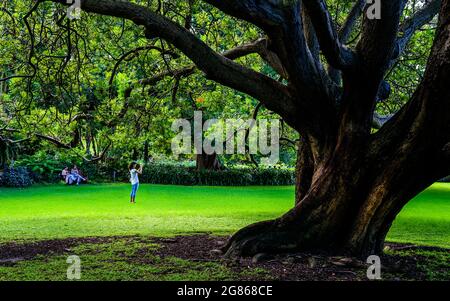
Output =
[
  {"x1": 0, "y1": 1, "x2": 40, "y2": 83},
  {"x1": 82, "y1": 140, "x2": 112, "y2": 163},
  {"x1": 137, "y1": 38, "x2": 286, "y2": 88},
  {"x1": 302, "y1": 0, "x2": 355, "y2": 70},
  {"x1": 371, "y1": 0, "x2": 450, "y2": 160},
  {"x1": 34, "y1": 133, "x2": 72, "y2": 149},
  {"x1": 339, "y1": 0, "x2": 366, "y2": 43},
  {"x1": 357, "y1": 0, "x2": 403, "y2": 78},
  {"x1": 108, "y1": 45, "x2": 179, "y2": 96},
  {"x1": 389, "y1": 0, "x2": 441, "y2": 66}
]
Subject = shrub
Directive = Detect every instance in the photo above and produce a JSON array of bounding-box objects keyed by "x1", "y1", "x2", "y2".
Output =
[
  {"x1": 140, "y1": 163, "x2": 295, "y2": 186},
  {"x1": 0, "y1": 167, "x2": 33, "y2": 188}
]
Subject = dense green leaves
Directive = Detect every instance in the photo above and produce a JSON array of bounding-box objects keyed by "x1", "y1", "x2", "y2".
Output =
[{"x1": 0, "y1": 0, "x2": 438, "y2": 169}]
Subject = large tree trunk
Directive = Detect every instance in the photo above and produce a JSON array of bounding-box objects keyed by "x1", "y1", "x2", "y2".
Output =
[
  {"x1": 221, "y1": 1, "x2": 450, "y2": 259},
  {"x1": 223, "y1": 140, "x2": 445, "y2": 258}
]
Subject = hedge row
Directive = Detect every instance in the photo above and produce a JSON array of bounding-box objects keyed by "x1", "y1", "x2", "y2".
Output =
[
  {"x1": 1, "y1": 163, "x2": 295, "y2": 187},
  {"x1": 139, "y1": 164, "x2": 295, "y2": 186}
]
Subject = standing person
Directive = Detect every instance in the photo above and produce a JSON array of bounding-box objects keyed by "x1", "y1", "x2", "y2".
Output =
[{"x1": 129, "y1": 162, "x2": 143, "y2": 203}]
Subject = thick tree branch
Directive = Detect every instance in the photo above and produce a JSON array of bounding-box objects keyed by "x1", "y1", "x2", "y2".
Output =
[
  {"x1": 35, "y1": 133, "x2": 72, "y2": 149},
  {"x1": 302, "y1": 0, "x2": 355, "y2": 70},
  {"x1": 337, "y1": 1, "x2": 403, "y2": 136},
  {"x1": 339, "y1": 0, "x2": 366, "y2": 43},
  {"x1": 357, "y1": 0, "x2": 403, "y2": 79},
  {"x1": 370, "y1": 1, "x2": 441, "y2": 131},
  {"x1": 205, "y1": 2, "x2": 335, "y2": 92},
  {"x1": 137, "y1": 38, "x2": 286, "y2": 88},
  {"x1": 203, "y1": 0, "x2": 286, "y2": 31},
  {"x1": 371, "y1": 0, "x2": 450, "y2": 163},
  {"x1": 204, "y1": 0, "x2": 340, "y2": 148},
  {"x1": 389, "y1": 0, "x2": 441, "y2": 66}
]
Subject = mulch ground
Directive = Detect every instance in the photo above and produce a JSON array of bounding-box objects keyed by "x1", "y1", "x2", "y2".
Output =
[{"x1": 0, "y1": 235, "x2": 446, "y2": 281}]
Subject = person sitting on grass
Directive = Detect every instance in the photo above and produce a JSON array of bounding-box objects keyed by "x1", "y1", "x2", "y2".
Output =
[
  {"x1": 129, "y1": 162, "x2": 144, "y2": 204},
  {"x1": 66, "y1": 165, "x2": 87, "y2": 186},
  {"x1": 61, "y1": 167, "x2": 69, "y2": 183}
]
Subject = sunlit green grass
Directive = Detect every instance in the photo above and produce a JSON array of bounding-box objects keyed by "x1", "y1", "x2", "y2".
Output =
[
  {"x1": 0, "y1": 183, "x2": 449, "y2": 248},
  {"x1": 388, "y1": 183, "x2": 450, "y2": 247}
]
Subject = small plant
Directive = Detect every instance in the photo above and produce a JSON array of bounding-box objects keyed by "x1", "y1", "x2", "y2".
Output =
[{"x1": 0, "y1": 167, "x2": 33, "y2": 188}]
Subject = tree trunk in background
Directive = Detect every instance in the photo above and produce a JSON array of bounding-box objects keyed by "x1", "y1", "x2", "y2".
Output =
[
  {"x1": 92, "y1": 133, "x2": 98, "y2": 157},
  {"x1": 85, "y1": 131, "x2": 91, "y2": 156},
  {"x1": 196, "y1": 153, "x2": 221, "y2": 171},
  {"x1": 131, "y1": 148, "x2": 138, "y2": 161},
  {"x1": 143, "y1": 141, "x2": 149, "y2": 162}
]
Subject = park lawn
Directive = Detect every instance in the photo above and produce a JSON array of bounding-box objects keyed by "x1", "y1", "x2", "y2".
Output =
[{"x1": 0, "y1": 183, "x2": 449, "y2": 248}]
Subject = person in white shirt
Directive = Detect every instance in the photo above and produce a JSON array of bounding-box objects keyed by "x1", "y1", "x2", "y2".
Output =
[{"x1": 128, "y1": 162, "x2": 143, "y2": 203}]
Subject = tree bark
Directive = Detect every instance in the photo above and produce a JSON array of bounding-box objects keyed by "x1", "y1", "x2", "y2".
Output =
[
  {"x1": 196, "y1": 153, "x2": 221, "y2": 171},
  {"x1": 295, "y1": 137, "x2": 314, "y2": 205},
  {"x1": 143, "y1": 140, "x2": 150, "y2": 163},
  {"x1": 223, "y1": 142, "x2": 446, "y2": 258}
]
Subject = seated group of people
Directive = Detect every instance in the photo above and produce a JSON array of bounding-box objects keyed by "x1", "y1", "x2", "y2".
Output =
[{"x1": 61, "y1": 165, "x2": 87, "y2": 185}]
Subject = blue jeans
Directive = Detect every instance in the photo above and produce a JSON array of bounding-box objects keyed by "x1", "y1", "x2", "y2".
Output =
[{"x1": 130, "y1": 183, "x2": 139, "y2": 197}]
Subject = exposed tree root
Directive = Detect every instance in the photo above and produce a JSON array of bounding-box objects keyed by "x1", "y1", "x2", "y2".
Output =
[{"x1": 222, "y1": 219, "x2": 302, "y2": 258}]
